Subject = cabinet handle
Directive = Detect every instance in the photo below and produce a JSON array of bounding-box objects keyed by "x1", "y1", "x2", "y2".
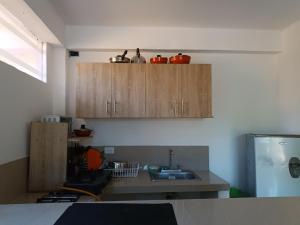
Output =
[
  {"x1": 174, "y1": 101, "x2": 177, "y2": 117},
  {"x1": 106, "y1": 100, "x2": 111, "y2": 115},
  {"x1": 114, "y1": 100, "x2": 118, "y2": 114},
  {"x1": 181, "y1": 99, "x2": 184, "y2": 116},
  {"x1": 169, "y1": 102, "x2": 176, "y2": 117}
]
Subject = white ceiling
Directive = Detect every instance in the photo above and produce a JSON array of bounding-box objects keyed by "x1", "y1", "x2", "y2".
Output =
[{"x1": 50, "y1": 0, "x2": 300, "y2": 30}]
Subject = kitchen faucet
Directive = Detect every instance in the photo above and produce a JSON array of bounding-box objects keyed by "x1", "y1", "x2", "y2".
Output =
[{"x1": 168, "y1": 149, "x2": 174, "y2": 169}]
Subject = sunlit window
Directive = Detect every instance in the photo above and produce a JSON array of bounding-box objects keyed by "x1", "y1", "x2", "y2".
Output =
[{"x1": 0, "y1": 4, "x2": 46, "y2": 82}]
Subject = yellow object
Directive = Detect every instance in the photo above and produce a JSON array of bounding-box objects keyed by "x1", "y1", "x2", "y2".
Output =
[{"x1": 58, "y1": 186, "x2": 101, "y2": 201}]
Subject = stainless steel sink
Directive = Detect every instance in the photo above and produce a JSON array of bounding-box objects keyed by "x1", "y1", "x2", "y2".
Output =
[{"x1": 149, "y1": 169, "x2": 199, "y2": 181}]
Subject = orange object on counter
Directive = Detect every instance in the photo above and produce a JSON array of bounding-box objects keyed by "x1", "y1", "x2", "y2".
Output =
[{"x1": 86, "y1": 148, "x2": 103, "y2": 171}]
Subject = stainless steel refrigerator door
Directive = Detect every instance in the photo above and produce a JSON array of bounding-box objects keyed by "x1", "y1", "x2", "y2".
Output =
[{"x1": 255, "y1": 137, "x2": 300, "y2": 197}]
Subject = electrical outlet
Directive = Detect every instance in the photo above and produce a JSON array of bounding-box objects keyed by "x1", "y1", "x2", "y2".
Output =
[{"x1": 104, "y1": 146, "x2": 115, "y2": 154}]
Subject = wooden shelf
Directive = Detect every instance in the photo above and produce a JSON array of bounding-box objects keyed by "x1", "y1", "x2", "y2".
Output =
[{"x1": 68, "y1": 136, "x2": 93, "y2": 143}]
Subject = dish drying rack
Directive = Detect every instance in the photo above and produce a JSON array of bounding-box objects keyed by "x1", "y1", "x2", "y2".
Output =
[{"x1": 105, "y1": 162, "x2": 140, "y2": 178}]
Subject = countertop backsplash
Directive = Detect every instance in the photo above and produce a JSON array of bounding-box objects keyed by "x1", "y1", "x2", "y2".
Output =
[{"x1": 100, "y1": 146, "x2": 209, "y2": 171}]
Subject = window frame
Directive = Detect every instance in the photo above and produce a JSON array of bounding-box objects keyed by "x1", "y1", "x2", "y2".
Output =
[{"x1": 0, "y1": 4, "x2": 47, "y2": 83}]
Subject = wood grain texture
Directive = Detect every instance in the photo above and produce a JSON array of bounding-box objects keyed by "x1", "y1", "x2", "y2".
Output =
[
  {"x1": 180, "y1": 64, "x2": 212, "y2": 118},
  {"x1": 75, "y1": 63, "x2": 212, "y2": 119},
  {"x1": 146, "y1": 64, "x2": 179, "y2": 118},
  {"x1": 76, "y1": 63, "x2": 112, "y2": 118},
  {"x1": 112, "y1": 64, "x2": 146, "y2": 118},
  {"x1": 29, "y1": 122, "x2": 68, "y2": 192},
  {"x1": 76, "y1": 63, "x2": 96, "y2": 118}
]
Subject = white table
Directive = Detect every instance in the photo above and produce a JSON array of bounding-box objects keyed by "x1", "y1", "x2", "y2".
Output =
[{"x1": 1, "y1": 198, "x2": 300, "y2": 225}]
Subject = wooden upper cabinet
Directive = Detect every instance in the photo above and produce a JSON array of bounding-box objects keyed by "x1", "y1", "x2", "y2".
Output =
[
  {"x1": 146, "y1": 64, "x2": 179, "y2": 118},
  {"x1": 112, "y1": 64, "x2": 146, "y2": 118},
  {"x1": 180, "y1": 64, "x2": 212, "y2": 118},
  {"x1": 76, "y1": 63, "x2": 111, "y2": 118},
  {"x1": 76, "y1": 63, "x2": 212, "y2": 119}
]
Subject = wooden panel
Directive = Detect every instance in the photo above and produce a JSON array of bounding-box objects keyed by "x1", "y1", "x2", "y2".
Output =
[
  {"x1": 180, "y1": 64, "x2": 212, "y2": 118},
  {"x1": 146, "y1": 64, "x2": 179, "y2": 118},
  {"x1": 29, "y1": 122, "x2": 68, "y2": 192},
  {"x1": 94, "y1": 63, "x2": 112, "y2": 118},
  {"x1": 76, "y1": 63, "x2": 96, "y2": 118},
  {"x1": 76, "y1": 63, "x2": 111, "y2": 118},
  {"x1": 112, "y1": 64, "x2": 146, "y2": 118}
]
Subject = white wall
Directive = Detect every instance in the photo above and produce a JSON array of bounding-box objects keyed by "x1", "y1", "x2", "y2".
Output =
[
  {"x1": 66, "y1": 26, "x2": 282, "y2": 52},
  {"x1": 0, "y1": 0, "x2": 62, "y2": 45},
  {"x1": 0, "y1": 44, "x2": 66, "y2": 165},
  {"x1": 24, "y1": 0, "x2": 65, "y2": 45},
  {"x1": 48, "y1": 47, "x2": 67, "y2": 115},
  {"x1": 0, "y1": 63, "x2": 51, "y2": 164},
  {"x1": 277, "y1": 21, "x2": 300, "y2": 133},
  {"x1": 0, "y1": 1, "x2": 66, "y2": 165},
  {"x1": 67, "y1": 51, "x2": 280, "y2": 189}
]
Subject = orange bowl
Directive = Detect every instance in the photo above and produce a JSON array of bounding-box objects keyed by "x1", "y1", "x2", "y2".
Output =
[
  {"x1": 150, "y1": 55, "x2": 168, "y2": 64},
  {"x1": 73, "y1": 129, "x2": 92, "y2": 137},
  {"x1": 169, "y1": 53, "x2": 191, "y2": 64}
]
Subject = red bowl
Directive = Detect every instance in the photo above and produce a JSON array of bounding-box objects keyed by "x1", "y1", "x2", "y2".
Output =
[
  {"x1": 150, "y1": 55, "x2": 168, "y2": 64},
  {"x1": 73, "y1": 129, "x2": 92, "y2": 137},
  {"x1": 169, "y1": 53, "x2": 191, "y2": 64}
]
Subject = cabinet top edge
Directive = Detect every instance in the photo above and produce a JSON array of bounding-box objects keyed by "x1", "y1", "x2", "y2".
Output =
[{"x1": 76, "y1": 63, "x2": 212, "y2": 66}]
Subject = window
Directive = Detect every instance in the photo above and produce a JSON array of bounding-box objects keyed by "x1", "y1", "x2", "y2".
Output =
[{"x1": 0, "y1": 4, "x2": 46, "y2": 82}]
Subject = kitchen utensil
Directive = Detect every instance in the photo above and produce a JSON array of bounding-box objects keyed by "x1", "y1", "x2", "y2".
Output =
[
  {"x1": 86, "y1": 148, "x2": 103, "y2": 171},
  {"x1": 111, "y1": 161, "x2": 127, "y2": 169},
  {"x1": 106, "y1": 162, "x2": 140, "y2": 177},
  {"x1": 131, "y1": 48, "x2": 146, "y2": 63},
  {"x1": 169, "y1": 53, "x2": 191, "y2": 64},
  {"x1": 73, "y1": 124, "x2": 93, "y2": 137},
  {"x1": 150, "y1": 55, "x2": 168, "y2": 64},
  {"x1": 109, "y1": 50, "x2": 130, "y2": 63},
  {"x1": 40, "y1": 115, "x2": 60, "y2": 123}
]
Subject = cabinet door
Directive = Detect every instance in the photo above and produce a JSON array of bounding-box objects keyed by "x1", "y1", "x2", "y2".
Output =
[
  {"x1": 146, "y1": 64, "x2": 179, "y2": 118},
  {"x1": 29, "y1": 122, "x2": 68, "y2": 191},
  {"x1": 180, "y1": 64, "x2": 212, "y2": 118},
  {"x1": 112, "y1": 64, "x2": 146, "y2": 118},
  {"x1": 76, "y1": 63, "x2": 111, "y2": 118}
]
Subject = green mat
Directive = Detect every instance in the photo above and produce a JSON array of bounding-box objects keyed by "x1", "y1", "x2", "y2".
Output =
[{"x1": 230, "y1": 187, "x2": 249, "y2": 198}]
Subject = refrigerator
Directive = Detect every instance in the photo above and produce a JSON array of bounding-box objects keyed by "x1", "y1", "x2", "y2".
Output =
[{"x1": 246, "y1": 134, "x2": 300, "y2": 197}]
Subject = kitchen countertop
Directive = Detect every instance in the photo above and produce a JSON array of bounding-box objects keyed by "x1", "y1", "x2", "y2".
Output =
[
  {"x1": 1, "y1": 197, "x2": 300, "y2": 225},
  {"x1": 103, "y1": 170, "x2": 229, "y2": 194}
]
